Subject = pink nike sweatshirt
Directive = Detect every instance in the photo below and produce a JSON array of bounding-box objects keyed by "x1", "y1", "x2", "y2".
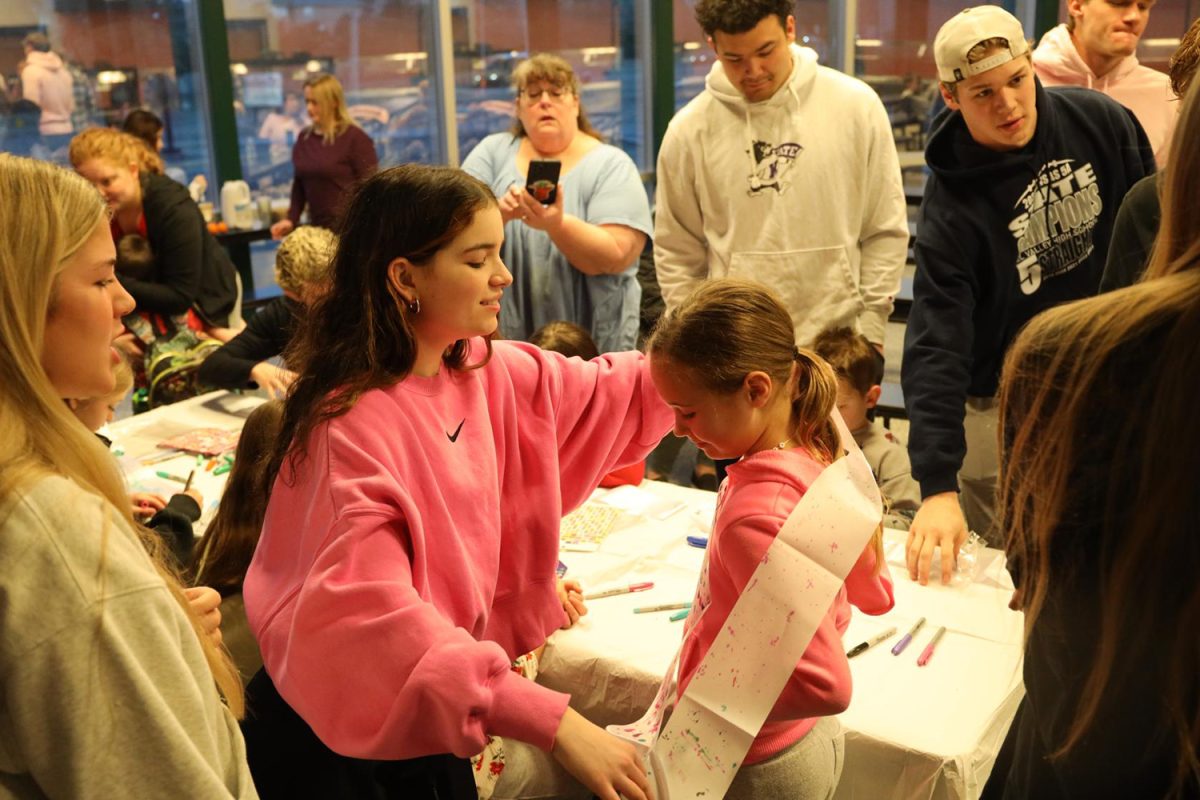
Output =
[
  {"x1": 244, "y1": 340, "x2": 672, "y2": 760},
  {"x1": 677, "y1": 448, "x2": 895, "y2": 765},
  {"x1": 1033, "y1": 24, "x2": 1177, "y2": 166}
]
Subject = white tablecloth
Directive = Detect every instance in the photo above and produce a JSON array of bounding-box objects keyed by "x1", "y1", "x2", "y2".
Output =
[
  {"x1": 104, "y1": 391, "x2": 265, "y2": 536},
  {"x1": 541, "y1": 480, "x2": 1025, "y2": 800},
  {"x1": 106, "y1": 398, "x2": 1024, "y2": 798}
]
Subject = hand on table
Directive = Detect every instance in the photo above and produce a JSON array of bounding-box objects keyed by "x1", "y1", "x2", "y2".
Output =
[
  {"x1": 557, "y1": 578, "x2": 587, "y2": 629},
  {"x1": 552, "y1": 707, "x2": 654, "y2": 800},
  {"x1": 184, "y1": 586, "x2": 223, "y2": 648},
  {"x1": 250, "y1": 361, "x2": 297, "y2": 399},
  {"x1": 270, "y1": 219, "x2": 294, "y2": 240},
  {"x1": 906, "y1": 491, "x2": 968, "y2": 586},
  {"x1": 130, "y1": 492, "x2": 167, "y2": 519}
]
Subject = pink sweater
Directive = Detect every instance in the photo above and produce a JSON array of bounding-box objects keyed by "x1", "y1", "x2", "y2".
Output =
[
  {"x1": 677, "y1": 449, "x2": 894, "y2": 765},
  {"x1": 1033, "y1": 25, "x2": 1177, "y2": 166},
  {"x1": 244, "y1": 340, "x2": 672, "y2": 760}
]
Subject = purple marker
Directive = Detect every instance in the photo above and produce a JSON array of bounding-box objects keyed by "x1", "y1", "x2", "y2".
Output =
[{"x1": 891, "y1": 616, "x2": 926, "y2": 656}]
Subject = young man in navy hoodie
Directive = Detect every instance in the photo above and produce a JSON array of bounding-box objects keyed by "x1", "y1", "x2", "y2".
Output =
[{"x1": 902, "y1": 5, "x2": 1154, "y2": 584}]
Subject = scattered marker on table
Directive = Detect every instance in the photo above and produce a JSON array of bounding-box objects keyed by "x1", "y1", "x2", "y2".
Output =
[
  {"x1": 846, "y1": 626, "x2": 897, "y2": 658},
  {"x1": 917, "y1": 627, "x2": 947, "y2": 667},
  {"x1": 686, "y1": 535, "x2": 708, "y2": 549},
  {"x1": 891, "y1": 617, "x2": 926, "y2": 656},
  {"x1": 584, "y1": 582, "x2": 653, "y2": 600},
  {"x1": 634, "y1": 602, "x2": 691, "y2": 614},
  {"x1": 669, "y1": 608, "x2": 690, "y2": 622},
  {"x1": 155, "y1": 471, "x2": 189, "y2": 484}
]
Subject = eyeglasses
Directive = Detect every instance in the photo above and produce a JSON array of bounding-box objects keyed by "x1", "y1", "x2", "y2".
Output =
[{"x1": 519, "y1": 85, "x2": 570, "y2": 102}]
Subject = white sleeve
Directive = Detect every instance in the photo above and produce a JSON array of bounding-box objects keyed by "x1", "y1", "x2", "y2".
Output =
[
  {"x1": 653, "y1": 124, "x2": 709, "y2": 312},
  {"x1": 854, "y1": 94, "x2": 909, "y2": 345}
]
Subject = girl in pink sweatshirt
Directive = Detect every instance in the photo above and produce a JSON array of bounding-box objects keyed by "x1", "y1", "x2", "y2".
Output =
[
  {"x1": 647, "y1": 279, "x2": 895, "y2": 800},
  {"x1": 240, "y1": 164, "x2": 669, "y2": 800}
]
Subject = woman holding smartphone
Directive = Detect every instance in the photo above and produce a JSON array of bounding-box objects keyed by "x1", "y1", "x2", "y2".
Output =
[{"x1": 462, "y1": 53, "x2": 651, "y2": 353}]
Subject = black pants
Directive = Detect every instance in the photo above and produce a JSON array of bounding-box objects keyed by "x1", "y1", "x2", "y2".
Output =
[{"x1": 241, "y1": 668, "x2": 476, "y2": 800}]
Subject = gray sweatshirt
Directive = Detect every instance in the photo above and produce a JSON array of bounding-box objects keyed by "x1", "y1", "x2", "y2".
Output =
[
  {"x1": 852, "y1": 421, "x2": 921, "y2": 530},
  {"x1": 0, "y1": 475, "x2": 257, "y2": 798}
]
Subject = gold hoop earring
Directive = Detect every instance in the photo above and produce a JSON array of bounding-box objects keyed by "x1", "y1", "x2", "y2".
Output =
[{"x1": 408, "y1": 297, "x2": 420, "y2": 315}]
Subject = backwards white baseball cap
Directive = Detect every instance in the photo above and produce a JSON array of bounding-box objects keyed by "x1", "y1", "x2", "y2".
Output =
[{"x1": 934, "y1": 5, "x2": 1030, "y2": 84}]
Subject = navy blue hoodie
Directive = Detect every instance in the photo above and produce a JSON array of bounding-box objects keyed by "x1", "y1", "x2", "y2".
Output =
[{"x1": 902, "y1": 79, "x2": 1154, "y2": 498}]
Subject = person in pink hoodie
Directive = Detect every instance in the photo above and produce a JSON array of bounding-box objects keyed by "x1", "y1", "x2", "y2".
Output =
[
  {"x1": 648, "y1": 279, "x2": 894, "y2": 799},
  {"x1": 240, "y1": 163, "x2": 671, "y2": 800},
  {"x1": 1032, "y1": 0, "x2": 1176, "y2": 164},
  {"x1": 19, "y1": 32, "x2": 74, "y2": 147}
]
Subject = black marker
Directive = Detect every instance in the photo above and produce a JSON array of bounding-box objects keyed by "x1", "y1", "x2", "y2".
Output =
[{"x1": 846, "y1": 626, "x2": 897, "y2": 658}]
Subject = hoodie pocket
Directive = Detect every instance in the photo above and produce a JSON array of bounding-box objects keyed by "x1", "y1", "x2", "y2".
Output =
[{"x1": 728, "y1": 247, "x2": 862, "y2": 343}]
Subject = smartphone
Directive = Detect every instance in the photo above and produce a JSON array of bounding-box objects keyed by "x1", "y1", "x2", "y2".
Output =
[{"x1": 525, "y1": 159, "x2": 561, "y2": 205}]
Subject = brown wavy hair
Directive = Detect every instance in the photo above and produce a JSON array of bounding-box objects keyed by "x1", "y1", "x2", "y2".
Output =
[
  {"x1": 191, "y1": 400, "x2": 283, "y2": 595},
  {"x1": 264, "y1": 164, "x2": 497, "y2": 495},
  {"x1": 999, "y1": 78, "x2": 1200, "y2": 795}
]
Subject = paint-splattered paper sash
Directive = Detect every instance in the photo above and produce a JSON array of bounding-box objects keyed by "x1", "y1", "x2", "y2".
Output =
[{"x1": 609, "y1": 410, "x2": 882, "y2": 798}]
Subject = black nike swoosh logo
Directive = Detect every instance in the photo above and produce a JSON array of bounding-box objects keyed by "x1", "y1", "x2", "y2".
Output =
[{"x1": 446, "y1": 419, "x2": 465, "y2": 443}]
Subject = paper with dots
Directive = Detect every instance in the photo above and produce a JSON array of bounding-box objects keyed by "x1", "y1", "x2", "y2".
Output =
[{"x1": 609, "y1": 409, "x2": 882, "y2": 798}]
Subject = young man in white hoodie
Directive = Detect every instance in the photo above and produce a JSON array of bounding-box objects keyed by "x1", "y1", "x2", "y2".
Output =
[
  {"x1": 653, "y1": 0, "x2": 908, "y2": 351},
  {"x1": 19, "y1": 32, "x2": 75, "y2": 151},
  {"x1": 1032, "y1": 0, "x2": 1175, "y2": 164}
]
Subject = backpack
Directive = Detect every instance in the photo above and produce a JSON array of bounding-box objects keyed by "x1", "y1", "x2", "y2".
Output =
[{"x1": 145, "y1": 331, "x2": 221, "y2": 409}]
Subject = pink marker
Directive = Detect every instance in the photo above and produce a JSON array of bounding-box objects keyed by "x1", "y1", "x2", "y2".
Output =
[
  {"x1": 917, "y1": 626, "x2": 947, "y2": 667},
  {"x1": 584, "y1": 582, "x2": 654, "y2": 600}
]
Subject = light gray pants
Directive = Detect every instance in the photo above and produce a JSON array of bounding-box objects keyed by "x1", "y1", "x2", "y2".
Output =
[
  {"x1": 724, "y1": 717, "x2": 844, "y2": 800},
  {"x1": 960, "y1": 396, "x2": 1000, "y2": 547}
]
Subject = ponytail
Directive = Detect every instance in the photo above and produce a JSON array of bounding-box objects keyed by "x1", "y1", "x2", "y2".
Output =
[
  {"x1": 787, "y1": 347, "x2": 841, "y2": 464},
  {"x1": 790, "y1": 345, "x2": 885, "y2": 572}
]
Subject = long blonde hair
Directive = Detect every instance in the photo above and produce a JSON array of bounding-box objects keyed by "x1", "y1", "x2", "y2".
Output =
[
  {"x1": 68, "y1": 126, "x2": 164, "y2": 176},
  {"x1": 999, "y1": 79, "x2": 1200, "y2": 795},
  {"x1": 304, "y1": 73, "x2": 355, "y2": 145},
  {"x1": 0, "y1": 154, "x2": 244, "y2": 717}
]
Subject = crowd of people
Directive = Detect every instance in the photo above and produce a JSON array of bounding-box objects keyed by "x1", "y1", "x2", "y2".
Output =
[{"x1": 0, "y1": 0, "x2": 1198, "y2": 797}]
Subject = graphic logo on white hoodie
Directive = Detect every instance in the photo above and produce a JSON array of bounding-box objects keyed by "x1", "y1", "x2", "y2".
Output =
[
  {"x1": 748, "y1": 140, "x2": 803, "y2": 195},
  {"x1": 1008, "y1": 158, "x2": 1102, "y2": 295}
]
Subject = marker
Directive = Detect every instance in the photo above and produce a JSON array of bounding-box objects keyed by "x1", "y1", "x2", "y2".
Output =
[
  {"x1": 213, "y1": 463, "x2": 232, "y2": 476},
  {"x1": 669, "y1": 608, "x2": 690, "y2": 622},
  {"x1": 846, "y1": 626, "x2": 897, "y2": 658},
  {"x1": 633, "y1": 602, "x2": 691, "y2": 614},
  {"x1": 917, "y1": 627, "x2": 947, "y2": 667},
  {"x1": 142, "y1": 449, "x2": 182, "y2": 465},
  {"x1": 891, "y1": 617, "x2": 926, "y2": 655},
  {"x1": 182, "y1": 469, "x2": 196, "y2": 493},
  {"x1": 686, "y1": 535, "x2": 708, "y2": 549},
  {"x1": 155, "y1": 470, "x2": 189, "y2": 484},
  {"x1": 584, "y1": 582, "x2": 653, "y2": 600}
]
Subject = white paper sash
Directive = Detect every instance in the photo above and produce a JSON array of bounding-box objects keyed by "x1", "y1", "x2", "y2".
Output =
[{"x1": 609, "y1": 411, "x2": 882, "y2": 798}]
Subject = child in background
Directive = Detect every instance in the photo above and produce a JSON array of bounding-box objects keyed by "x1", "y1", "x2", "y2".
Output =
[
  {"x1": 68, "y1": 357, "x2": 200, "y2": 567},
  {"x1": 191, "y1": 400, "x2": 284, "y2": 684},
  {"x1": 198, "y1": 226, "x2": 337, "y2": 398},
  {"x1": 530, "y1": 320, "x2": 644, "y2": 488},
  {"x1": 648, "y1": 279, "x2": 894, "y2": 800},
  {"x1": 813, "y1": 326, "x2": 921, "y2": 530}
]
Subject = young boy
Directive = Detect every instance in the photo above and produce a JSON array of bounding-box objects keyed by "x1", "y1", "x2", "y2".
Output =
[
  {"x1": 198, "y1": 226, "x2": 337, "y2": 398},
  {"x1": 814, "y1": 326, "x2": 920, "y2": 530}
]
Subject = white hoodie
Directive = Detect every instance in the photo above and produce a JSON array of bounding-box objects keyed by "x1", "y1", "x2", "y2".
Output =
[
  {"x1": 21, "y1": 50, "x2": 75, "y2": 135},
  {"x1": 654, "y1": 44, "x2": 908, "y2": 346},
  {"x1": 1033, "y1": 24, "x2": 1176, "y2": 166}
]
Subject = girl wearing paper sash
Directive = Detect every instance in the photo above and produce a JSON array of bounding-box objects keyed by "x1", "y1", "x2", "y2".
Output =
[{"x1": 648, "y1": 279, "x2": 894, "y2": 798}]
